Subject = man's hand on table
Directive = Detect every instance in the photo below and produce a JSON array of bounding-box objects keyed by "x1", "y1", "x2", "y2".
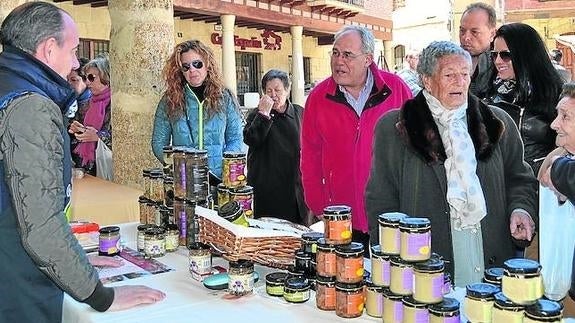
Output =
[
  {"x1": 88, "y1": 255, "x2": 124, "y2": 267},
  {"x1": 108, "y1": 285, "x2": 166, "y2": 311}
]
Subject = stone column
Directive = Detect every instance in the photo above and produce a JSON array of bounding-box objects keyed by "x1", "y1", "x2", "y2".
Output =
[
  {"x1": 290, "y1": 25, "x2": 305, "y2": 106},
  {"x1": 221, "y1": 14, "x2": 237, "y2": 94},
  {"x1": 108, "y1": 0, "x2": 174, "y2": 188},
  {"x1": 0, "y1": 0, "x2": 29, "y2": 51},
  {"x1": 383, "y1": 40, "x2": 394, "y2": 72}
]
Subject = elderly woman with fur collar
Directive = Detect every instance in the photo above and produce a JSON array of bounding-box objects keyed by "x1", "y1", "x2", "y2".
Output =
[{"x1": 365, "y1": 41, "x2": 538, "y2": 287}]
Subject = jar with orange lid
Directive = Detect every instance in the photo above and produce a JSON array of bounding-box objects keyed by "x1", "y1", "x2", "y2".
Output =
[
  {"x1": 378, "y1": 212, "x2": 408, "y2": 255},
  {"x1": 316, "y1": 238, "x2": 336, "y2": 277},
  {"x1": 316, "y1": 275, "x2": 336, "y2": 311},
  {"x1": 335, "y1": 281, "x2": 364, "y2": 318},
  {"x1": 335, "y1": 242, "x2": 364, "y2": 283},
  {"x1": 399, "y1": 217, "x2": 431, "y2": 262},
  {"x1": 322, "y1": 205, "x2": 352, "y2": 245}
]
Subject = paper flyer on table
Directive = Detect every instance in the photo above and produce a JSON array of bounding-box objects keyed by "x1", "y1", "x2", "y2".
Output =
[{"x1": 94, "y1": 247, "x2": 173, "y2": 284}]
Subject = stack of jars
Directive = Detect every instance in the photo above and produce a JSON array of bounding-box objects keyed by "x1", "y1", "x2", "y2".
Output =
[
  {"x1": 217, "y1": 152, "x2": 253, "y2": 219},
  {"x1": 465, "y1": 259, "x2": 563, "y2": 323},
  {"x1": 374, "y1": 212, "x2": 459, "y2": 322}
]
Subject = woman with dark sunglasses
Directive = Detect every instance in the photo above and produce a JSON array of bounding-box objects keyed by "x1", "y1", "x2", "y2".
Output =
[
  {"x1": 487, "y1": 22, "x2": 564, "y2": 175},
  {"x1": 68, "y1": 53, "x2": 112, "y2": 176},
  {"x1": 151, "y1": 40, "x2": 243, "y2": 182}
]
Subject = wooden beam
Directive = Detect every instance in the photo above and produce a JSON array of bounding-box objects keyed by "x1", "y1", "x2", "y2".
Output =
[
  {"x1": 72, "y1": 0, "x2": 96, "y2": 5},
  {"x1": 91, "y1": 1, "x2": 108, "y2": 8}
]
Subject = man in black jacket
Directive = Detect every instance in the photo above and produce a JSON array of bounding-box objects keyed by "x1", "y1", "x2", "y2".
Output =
[{"x1": 0, "y1": 2, "x2": 164, "y2": 321}]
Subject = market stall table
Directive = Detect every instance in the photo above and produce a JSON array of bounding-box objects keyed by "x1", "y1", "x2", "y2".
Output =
[{"x1": 70, "y1": 175, "x2": 142, "y2": 225}]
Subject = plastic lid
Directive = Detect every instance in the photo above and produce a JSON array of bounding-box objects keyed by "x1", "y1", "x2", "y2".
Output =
[
  {"x1": 371, "y1": 245, "x2": 385, "y2": 257},
  {"x1": 413, "y1": 257, "x2": 445, "y2": 272},
  {"x1": 142, "y1": 169, "x2": 152, "y2": 175},
  {"x1": 266, "y1": 272, "x2": 289, "y2": 284},
  {"x1": 365, "y1": 279, "x2": 384, "y2": 291},
  {"x1": 144, "y1": 226, "x2": 165, "y2": 235},
  {"x1": 335, "y1": 242, "x2": 364, "y2": 255},
  {"x1": 284, "y1": 277, "x2": 310, "y2": 290},
  {"x1": 494, "y1": 292, "x2": 524, "y2": 309},
  {"x1": 378, "y1": 212, "x2": 408, "y2": 224},
  {"x1": 465, "y1": 283, "x2": 500, "y2": 299},
  {"x1": 162, "y1": 145, "x2": 173, "y2": 152},
  {"x1": 316, "y1": 238, "x2": 335, "y2": 250},
  {"x1": 484, "y1": 267, "x2": 504, "y2": 284},
  {"x1": 402, "y1": 295, "x2": 427, "y2": 308},
  {"x1": 188, "y1": 242, "x2": 210, "y2": 250},
  {"x1": 217, "y1": 183, "x2": 228, "y2": 189},
  {"x1": 399, "y1": 217, "x2": 431, "y2": 229},
  {"x1": 390, "y1": 256, "x2": 410, "y2": 266},
  {"x1": 184, "y1": 147, "x2": 208, "y2": 155},
  {"x1": 287, "y1": 265, "x2": 305, "y2": 276},
  {"x1": 229, "y1": 259, "x2": 254, "y2": 269},
  {"x1": 382, "y1": 288, "x2": 403, "y2": 300},
  {"x1": 316, "y1": 275, "x2": 336, "y2": 284},
  {"x1": 428, "y1": 297, "x2": 460, "y2": 313},
  {"x1": 323, "y1": 205, "x2": 351, "y2": 215},
  {"x1": 525, "y1": 299, "x2": 563, "y2": 318},
  {"x1": 172, "y1": 146, "x2": 186, "y2": 152},
  {"x1": 223, "y1": 151, "x2": 246, "y2": 158},
  {"x1": 302, "y1": 232, "x2": 324, "y2": 242},
  {"x1": 99, "y1": 226, "x2": 120, "y2": 234},
  {"x1": 138, "y1": 195, "x2": 149, "y2": 202},
  {"x1": 335, "y1": 281, "x2": 364, "y2": 291},
  {"x1": 229, "y1": 186, "x2": 253, "y2": 194},
  {"x1": 163, "y1": 176, "x2": 173, "y2": 184},
  {"x1": 218, "y1": 201, "x2": 242, "y2": 219},
  {"x1": 137, "y1": 224, "x2": 153, "y2": 231},
  {"x1": 165, "y1": 223, "x2": 179, "y2": 231},
  {"x1": 295, "y1": 250, "x2": 311, "y2": 260},
  {"x1": 70, "y1": 222, "x2": 99, "y2": 233},
  {"x1": 503, "y1": 258, "x2": 541, "y2": 275}
]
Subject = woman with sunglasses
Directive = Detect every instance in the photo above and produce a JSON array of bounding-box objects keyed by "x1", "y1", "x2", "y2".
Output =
[
  {"x1": 151, "y1": 40, "x2": 243, "y2": 182},
  {"x1": 487, "y1": 22, "x2": 564, "y2": 175},
  {"x1": 68, "y1": 53, "x2": 112, "y2": 176},
  {"x1": 66, "y1": 57, "x2": 91, "y2": 119}
]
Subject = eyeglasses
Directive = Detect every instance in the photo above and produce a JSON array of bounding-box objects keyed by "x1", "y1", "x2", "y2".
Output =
[
  {"x1": 86, "y1": 73, "x2": 97, "y2": 82},
  {"x1": 181, "y1": 60, "x2": 204, "y2": 72},
  {"x1": 490, "y1": 50, "x2": 512, "y2": 62},
  {"x1": 329, "y1": 49, "x2": 365, "y2": 61}
]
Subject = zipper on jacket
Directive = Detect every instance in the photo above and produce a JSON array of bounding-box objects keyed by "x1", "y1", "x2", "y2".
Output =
[{"x1": 518, "y1": 107, "x2": 525, "y2": 140}]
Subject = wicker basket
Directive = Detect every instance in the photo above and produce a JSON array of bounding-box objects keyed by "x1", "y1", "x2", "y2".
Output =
[{"x1": 196, "y1": 207, "x2": 302, "y2": 268}]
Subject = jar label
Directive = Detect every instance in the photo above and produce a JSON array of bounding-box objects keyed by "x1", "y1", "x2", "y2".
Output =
[
  {"x1": 432, "y1": 274, "x2": 444, "y2": 299},
  {"x1": 322, "y1": 287, "x2": 336, "y2": 308},
  {"x1": 145, "y1": 238, "x2": 165, "y2": 257},
  {"x1": 366, "y1": 291, "x2": 383, "y2": 317},
  {"x1": 394, "y1": 300, "x2": 404, "y2": 322},
  {"x1": 233, "y1": 195, "x2": 253, "y2": 218},
  {"x1": 165, "y1": 234, "x2": 179, "y2": 251},
  {"x1": 337, "y1": 256, "x2": 364, "y2": 282},
  {"x1": 318, "y1": 252, "x2": 337, "y2": 276},
  {"x1": 403, "y1": 267, "x2": 414, "y2": 292},
  {"x1": 189, "y1": 254, "x2": 212, "y2": 275},
  {"x1": 327, "y1": 219, "x2": 352, "y2": 242},
  {"x1": 224, "y1": 160, "x2": 246, "y2": 187},
  {"x1": 179, "y1": 211, "x2": 187, "y2": 240},
  {"x1": 285, "y1": 290, "x2": 310, "y2": 303},
  {"x1": 414, "y1": 309, "x2": 430, "y2": 323},
  {"x1": 443, "y1": 316, "x2": 460, "y2": 323},
  {"x1": 228, "y1": 273, "x2": 253, "y2": 295},
  {"x1": 99, "y1": 236, "x2": 120, "y2": 254},
  {"x1": 337, "y1": 290, "x2": 364, "y2": 316},
  {"x1": 137, "y1": 232, "x2": 145, "y2": 251},
  {"x1": 405, "y1": 232, "x2": 431, "y2": 257},
  {"x1": 382, "y1": 259, "x2": 391, "y2": 286},
  {"x1": 502, "y1": 275, "x2": 543, "y2": 302}
]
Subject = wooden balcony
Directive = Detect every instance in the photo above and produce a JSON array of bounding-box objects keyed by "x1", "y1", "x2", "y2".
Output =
[{"x1": 306, "y1": 0, "x2": 365, "y2": 18}]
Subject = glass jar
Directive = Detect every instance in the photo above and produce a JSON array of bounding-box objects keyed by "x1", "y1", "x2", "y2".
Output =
[
  {"x1": 484, "y1": 267, "x2": 504, "y2": 286},
  {"x1": 146, "y1": 199, "x2": 158, "y2": 225},
  {"x1": 228, "y1": 260, "x2": 254, "y2": 296},
  {"x1": 137, "y1": 224, "x2": 153, "y2": 252},
  {"x1": 98, "y1": 226, "x2": 120, "y2": 256},
  {"x1": 301, "y1": 231, "x2": 323, "y2": 255},
  {"x1": 144, "y1": 226, "x2": 166, "y2": 258},
  {"x1": 138, "y1": 195, "x2": 149, "y2": 224},
  {"x1": 149, "y1": 168, "x2": 164, "y2": 202},
  {"x1": 222, "y1": 152, "x2": 247, "y2": 188},
  {"x1": 158, "y1": 205, "x2": 170, "y2": 227},
  {"x1": 383, "y1": 288, "x2": 404, "y2": 322},
  {"x1": 265, "y1": 272, "x2": 288, "y2": 297},
  {"x1": 162, "y1": 145, "x2": 174, "y2": 177},
  {"x1": 335, "y1": 242, "x2": 364, "y2": 283},
  {"x1": 185, "y1": 148, "x2": 209, "y2": 202},
  {"x1": 502, "y1": 258, "x2": 543, "y2": 305},
  {"x1": 524, "y1": 299, "x2": 563, "y2": 323},
  {"x1": 443, "y1": 272, "x2": 453, "y2": 295},
  {"x1": 283, "y1": 277, "x2": 311, "y2": 303},
  {"x1": 229, "y1": 185, "x2": 254, "y2": 218},
  {"x1": 429, "y1": 297, "x2": 460, "y2": 323},
  {"x1": 218, "y1": 200, "x2": 249, "y2": 227},
  {"x1": 287, "y1": 265, "x2": 306, "y2": 279},
  {"x1": 335, "y1": 281, "x2": 364, "y2": 318},
  {"x1": 390, "y1": 256, "x2": 414, "y2": 296},
  {"x1": 399, "y1": 217, "x2": 431, "y2": 262},
  {"x1": 217, "y1": 183, "x2": 230, "y2": 208},
  {"x1": 323, "y1": 205, "x2": 352, "y2": 245},
  {"x1": 174, "y1": 197, "x2": 195, "y2": 246},
  {"x1": 164, "y1": 223, "x2": 180, "y2": 252},
  {"x1": 189, "y1": 242, "x2": 212, "y2": 275},
  {"x1": 370, "y1": 245, "x2": 390, "y2": 287},
  {"x1": 294, "y1": 250, "x2": 312, "y2": 278},
  {"x1": 316, "y1": 238, "x2": 336, "y2": 277},
  {"x1": 491, "y1": 292, "x2": 524, "y2": 323},
  {"x1": 365, "y1": 280, "x2": 384, "y2": 317},
  {"x1": 163, "y1": 176, "x2": 174, "y2": 207},
  {"x1": 172, "y1": 147, "x2": 187, "y2": 199},
  {"x1": 403, "y1": 295, "x2": 430, "y2": 323},
  {"x1": 316, "y1": 275, "x2": 336, "y2": 311},
  {"x1": 413, "y1": 257, "x2": 445, "y2": 304},
  {"x1": 142, "y1": 169, "x2": 151, "y2": 199},
  {"x1": 464, "y1": 282, "x2": 500, "y2": 323},
  {"x1": 378, "y1": 212, "x2": 408, "y2": 255}
]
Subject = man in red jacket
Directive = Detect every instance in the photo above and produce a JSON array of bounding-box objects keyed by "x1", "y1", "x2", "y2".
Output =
[{"x1": 300, "y1": 25, "x2": 412, "y2": 248}]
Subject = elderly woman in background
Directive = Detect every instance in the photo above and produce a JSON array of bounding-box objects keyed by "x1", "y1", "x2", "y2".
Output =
[
  {"x1": 68, "y1": 54, "x2": 112, "y2": 176},
  {"x1": 487, "y1": 23, "x2": 563, "y2": 175},
  {"x1": 152, "y1": 40, "x2": 243, "y2": 180},
  {"x1": 365, "y1": 41, "x2": 538, "y2": 287},
  {"x1": 243, "y1": 69, "x2": 309, "y2": 224}
]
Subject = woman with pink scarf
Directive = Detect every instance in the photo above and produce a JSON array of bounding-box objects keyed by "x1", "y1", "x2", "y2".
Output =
[{"x1": 68, "y1": 54, "x2": 112, "y2": 176}]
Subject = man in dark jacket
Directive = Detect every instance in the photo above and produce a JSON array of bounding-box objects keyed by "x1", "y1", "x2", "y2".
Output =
[{"x1": 0, "y1": 3, "x2": 164, "y2": 321}]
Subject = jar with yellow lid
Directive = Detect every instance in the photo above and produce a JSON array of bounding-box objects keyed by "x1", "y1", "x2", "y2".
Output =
[
  {"x1": 390, "y1": 256, "x2": 414, "y2": 296},
  {"x1": 370, "y1": 245, "x2": 390, "y2": 287},
  {"x1": 399, "y1": 217, "x2": 431, "y2": 262},
  {"x1": 378, "y1": 212, "x2": 408, "y2": 255},
  {"x1": 365, "y1": 280, "x2": 384, "y2": 317},
  {"x1": 323, "y1": 205, "x2": 352, "y2": 245},
  {"x1": 316, "y1": 275, "x2": 336, "y2": 311},
  {"x1": 524, "y1": 299, "x2": 563, "y2": 323},
  {"x1": 464, "y1": 282, "x2": 500, "y2": 323},
  {"x1": 502, "y1": 258, "x2": 543, "y2": 305},
  {"x1": 218, "y1": 200, "x2": 249, "y2": 227},
  {"x1": 403, "y1": 295, "x2": 429, "y2": 323},
  {"x1": 222, "y1": 152, "x2": 247, "y2": 188},
  {"x1": 265, "y1": 272, "x2": 288, "y2": 297},
  {"x1": 335, "y1": 242, "x2": 364, "y2": 283},
  {"x1": 228, "y1": 260, "x2": 254, "y2": 296},
  {"x1": 316, "y1": 238, "x2": 336, "y2": 277},
  {"x1": 335, "y1": 281, "x2": 364, "y2": 318},
  {"x1": 413, "y1": 257, "x2": 444, "y2": 304},
  {"x1": 383, "y1": 287, "x2": 404, "y2": 323},
  {"x1": 283, "y1": 277, "x2": 311, "y2": 303},
  {"x1": 491, "y1": 292, "x2": 524, "y2": 323},
  {"x1": 484, "y1": 267, "x2": 504, "y2": 286},
  {"x1": 429, "y1": 297, "x2": 460, "y2": 323}
]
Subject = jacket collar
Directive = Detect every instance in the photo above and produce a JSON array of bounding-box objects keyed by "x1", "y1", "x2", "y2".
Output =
[
  {"x1": 397, "y1": 91, "x2": 504, "y2": 164},
  {"x1": 270, "y1": 100, "x2": 296, "y2": 119}
]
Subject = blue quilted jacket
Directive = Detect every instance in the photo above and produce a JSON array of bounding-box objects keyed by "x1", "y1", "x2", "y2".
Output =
[{"x1": 151, "y1": 85, "x2": 244, "y2": 178}]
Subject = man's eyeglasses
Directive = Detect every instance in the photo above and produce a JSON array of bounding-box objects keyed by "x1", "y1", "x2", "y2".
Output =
[
  {"x1": 181, "y1": 60, "x2": 204, "y2": 72},
  {"x1": 329, "y1": 49, "x2": 365, "y2": 61},
  {"x1": 490, "y1": 50, "x2": 512, "y2": 62},
  {"x1": 86, "y1": 73, "x2": 97, "y2": 82}
]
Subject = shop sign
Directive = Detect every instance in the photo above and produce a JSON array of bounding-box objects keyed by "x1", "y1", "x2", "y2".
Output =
[{"x1": 210, "y1": 29, "x2": 282, "y2": 51}]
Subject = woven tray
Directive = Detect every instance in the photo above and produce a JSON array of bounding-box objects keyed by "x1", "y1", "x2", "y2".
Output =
[{"x1": 196, "y1": 207, "x2": 302, "y2": 268}]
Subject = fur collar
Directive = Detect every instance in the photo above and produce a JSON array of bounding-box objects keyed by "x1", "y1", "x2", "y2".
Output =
[{"x1": 396, "y1": 92, "x2": 505, "y2": 164}]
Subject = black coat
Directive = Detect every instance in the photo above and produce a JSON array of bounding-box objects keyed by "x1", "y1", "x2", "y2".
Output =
[{"x1": 243, "y1": 102, "x2": 308, "y2": 224}]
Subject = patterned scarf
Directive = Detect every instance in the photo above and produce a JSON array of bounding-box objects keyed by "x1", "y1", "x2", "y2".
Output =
[
  {"x1": 74, "y1": 87, "x2": 111, "y2": 166},
  {"x1": 424, "y1": 90, "x2": 487, "y2": 230}
]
